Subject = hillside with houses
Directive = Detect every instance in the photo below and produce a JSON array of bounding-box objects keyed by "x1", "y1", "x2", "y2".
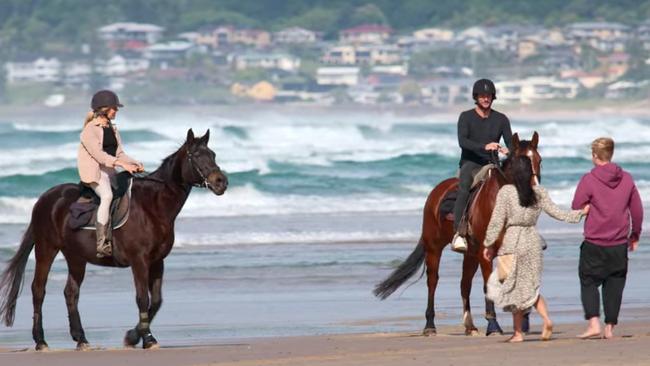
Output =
[{"x1": 2, "y1": 2, "x2": 650, "y2": 107}]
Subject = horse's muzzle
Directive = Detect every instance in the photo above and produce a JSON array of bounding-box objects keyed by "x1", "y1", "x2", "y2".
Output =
[{"x1": 207, "y1": 171, "x2": 228, "y2": 195}]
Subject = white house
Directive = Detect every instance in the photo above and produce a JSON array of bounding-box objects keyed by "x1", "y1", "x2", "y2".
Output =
[
  {"x1": 340, "y1": 24, "x2": 392, "y2": 45},
  {"x1": 496, "y1": 77, "x2": 580, "y2": 104},
  {"x1": 5, "y1": 58, "x2": 62, "y2": 83},
  {"x1": 316, "y1": 67, "x2": 360, "y2": 86},
  {"x1": 144, "y1": 41, "x2": 196, "y2": 67},
  {"x1": 273, "y1": 27, "x2": 317, "y2": 44},
  {"x1": 101, "y1": 55, "x2": 150, "y2": 76},
  {"x1": 231, "y1": 53, "x2": 301, "y2": 72}
]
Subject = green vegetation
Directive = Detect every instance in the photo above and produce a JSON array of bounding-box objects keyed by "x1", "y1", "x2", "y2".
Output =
[{"x1": 2, "y1": 0, "x2": 650, "y2": 56}]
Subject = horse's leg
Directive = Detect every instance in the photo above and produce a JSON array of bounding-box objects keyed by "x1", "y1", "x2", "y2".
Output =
[
  {"x1": 64, "y1": 257, "x2": 90, "y2": 350},
  {"x1": 460, "y1": 254, "x2": 480, "y2": 336},
  {"x1": 31, "y1": 244, "x2": 59, "y2": 351},
  {"x1": 126, "y1": 261, "x2": 158, "y2": 349},
  {"x1": 124, "y1": 260, "x2": 164, "y2": 348},
  {"x1": 478, "y1": 258, "x2": 503, "y2": 336},
  {"x1": 423, "y1": 245, "x2": 442, "y2": 336}
]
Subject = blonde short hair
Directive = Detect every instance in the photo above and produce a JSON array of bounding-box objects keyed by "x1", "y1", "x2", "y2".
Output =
[{"x1": 591, "y1": 137, "x2": 614, "y2": 162}]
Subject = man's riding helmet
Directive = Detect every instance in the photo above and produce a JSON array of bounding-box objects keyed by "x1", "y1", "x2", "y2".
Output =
[
  {"x1": 91, "y1": 90, "x2": 123, "y2": 111},
  {"x1": 472, "y1": 79, "x2": 497, "y2": 101}
]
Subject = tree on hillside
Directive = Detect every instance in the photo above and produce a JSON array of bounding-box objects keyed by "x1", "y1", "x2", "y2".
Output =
[{"x1": 347, "y1": 4, "x2": 389, "y2": 27}]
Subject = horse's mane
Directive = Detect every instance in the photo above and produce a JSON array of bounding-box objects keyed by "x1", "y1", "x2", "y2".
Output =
[{"x1": 134, "y1": 143, "x2": 187, "y2": 186}]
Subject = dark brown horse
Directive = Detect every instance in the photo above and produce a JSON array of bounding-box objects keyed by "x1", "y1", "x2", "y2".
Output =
[
  {"x1": 0, "y1": 129, "x2": 227, "y2": 350},
  {"x1": 374, "y1": 132, "x2": 542, "y2": 336}
]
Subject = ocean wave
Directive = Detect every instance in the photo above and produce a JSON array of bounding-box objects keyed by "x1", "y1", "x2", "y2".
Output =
[{"x1": 173, "y1": 229, "x2": 417, "y2": 248}]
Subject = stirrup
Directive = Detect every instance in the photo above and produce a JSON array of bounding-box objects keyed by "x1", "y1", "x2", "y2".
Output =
[
  {"x1": 451, "y1": 233, "x2": 467, "y2": 253},
  {"x1": 96, "y1": 240, "x2": 113, "y2": 258}
]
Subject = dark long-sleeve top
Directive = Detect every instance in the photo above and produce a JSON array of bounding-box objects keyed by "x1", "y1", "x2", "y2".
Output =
[{"x1": 457, "y1": 108, "x2": 513, "y2": 166}]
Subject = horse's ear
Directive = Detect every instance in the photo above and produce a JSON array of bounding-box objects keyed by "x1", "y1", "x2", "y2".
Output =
[
  {"x1": 512, "y1": 133, "x2": 520, "y2": 151},
  {"x1": 186, "y1": 129, "x2": 195, "y2": 142},
  {"x1": 531, "y1": 131, "x2": 539, "y2": 149},
  {"x1": 198, "y1": 129, "x2": 210, "y2": 145}
]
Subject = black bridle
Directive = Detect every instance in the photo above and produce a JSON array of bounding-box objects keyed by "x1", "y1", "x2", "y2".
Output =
[{"x1": 187, "y1": 151, "x2": 216, "y2": 189}]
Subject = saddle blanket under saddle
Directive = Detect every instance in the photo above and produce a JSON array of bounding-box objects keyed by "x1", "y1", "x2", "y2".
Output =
[
  {"x1": 441, "y1": 163, "x2": 497, "y2": 220},
  {"x1": 68, "y1": 171, "x2": 133, "y2": 230}
]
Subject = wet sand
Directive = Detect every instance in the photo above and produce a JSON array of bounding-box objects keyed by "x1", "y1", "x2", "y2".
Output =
[{"x1": 2, "y1": 320, "x2": 650, "y2": 366}]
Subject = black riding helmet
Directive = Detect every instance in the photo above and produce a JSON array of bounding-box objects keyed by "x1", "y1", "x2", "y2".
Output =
[
  {"x1": 472, "y1": 79, "x2": 497, "y2": 100},
  {"x1": 91, "y1": 90, "x2": 123, "y2": 111}
]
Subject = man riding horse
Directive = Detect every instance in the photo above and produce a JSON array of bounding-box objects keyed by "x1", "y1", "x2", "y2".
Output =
[{"x1": 451, "y1": 78, "x2": 513, "y2": 253}]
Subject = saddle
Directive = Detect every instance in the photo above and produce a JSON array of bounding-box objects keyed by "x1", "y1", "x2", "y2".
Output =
[
  {"x1": 68, "y1": 171, "x2": 133, "y2": 231},
  {"x1": 440, "y1": 163, "x2": 497, "y2": 222}
]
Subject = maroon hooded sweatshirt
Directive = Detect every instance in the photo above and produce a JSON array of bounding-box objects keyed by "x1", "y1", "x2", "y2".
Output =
[{"x1": 572, "y1": 162, "x2": 643, "y2": 246}]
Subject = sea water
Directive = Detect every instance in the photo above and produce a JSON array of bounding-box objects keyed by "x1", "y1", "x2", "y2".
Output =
[{"x1": 0, "y1": 108, "x2": 648, "y2": 349}]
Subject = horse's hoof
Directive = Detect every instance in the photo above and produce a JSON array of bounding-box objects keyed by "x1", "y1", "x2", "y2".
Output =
[
  {"x1": 35, "y1": 343, "x2": 49, "y2": 351},
  {"x1": 144, "y1": 342, "x2": 160, "y2": 350},
  {"x1": 486, "y1": 319, "x2": 504, "y2": 336},
  {"x1": 465, "y1": 328, "x2": 480, "y2": 336},
  {"x1": 422, "y1": 328, "x2": 437, "y2": 336},
  {"x1": 124, "y1": 328, "x2": 140, "y2": 348},
  {"x1": 142, "y1": 333, "x2": 158, "y2": 349},
  {"x1": 76, "y1": 342, "x2": 91, "y2": 351}
]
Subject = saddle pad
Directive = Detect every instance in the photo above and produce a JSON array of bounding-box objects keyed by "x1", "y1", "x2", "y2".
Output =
[{"x1": 78, "y1": 178, "x2": 133, "y2": 231}]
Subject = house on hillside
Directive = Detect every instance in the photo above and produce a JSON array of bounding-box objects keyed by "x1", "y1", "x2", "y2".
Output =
[
  {"x1": 496, "y1": 77, "x2": 580, "y2": 104},
  {"x1": 230, "y1": 53, "x2": 301, "y2": 72},
  {"x1": 144, "y1": 41, "x2": 197, "y2": 68},
  {"x1": 316, "y1": 67, "x2": 360, "y2": 86},
  {"x1": 420, "y1": 78, "x2": 473, "y2": 106},
  {"x1": 340, "y1": 24, "x2": 392, "y2": 45},
  {"x1": 565, "y1": 22, "x2": 630, "y2": 52},
  {"x1": 98, "y1": 22, "x2": 164, "y2": 52},
  {"x1": 5, "y1": 58, "x2": 62, "y2": 83},
  {"x1": 273, "y1": 27, "x2": 318, "y2": 44}
]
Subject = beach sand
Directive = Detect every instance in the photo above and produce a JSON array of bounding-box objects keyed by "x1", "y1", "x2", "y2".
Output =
[{"x1": 1, "y1": 320, "x2": 650, "y2": 366}]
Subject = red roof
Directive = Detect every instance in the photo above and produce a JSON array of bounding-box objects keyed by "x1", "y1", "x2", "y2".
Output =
[{"x1": 341, "y1": 24, "x2": 393, "y2": 35}]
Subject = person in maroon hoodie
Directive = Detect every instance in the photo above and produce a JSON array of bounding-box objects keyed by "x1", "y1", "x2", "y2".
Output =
[{"x1": 572, "y1": 137, "x2": 643, "y2": 339}]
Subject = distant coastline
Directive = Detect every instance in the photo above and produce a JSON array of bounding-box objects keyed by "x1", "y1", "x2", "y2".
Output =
[{"x1": 1, "y1": 99, "x2": 648, "y2": 124}]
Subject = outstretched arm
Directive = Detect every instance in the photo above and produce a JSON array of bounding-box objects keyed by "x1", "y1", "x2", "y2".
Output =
[{"x1": 539, "y1": 186, "x2": 583, "y2": 223}]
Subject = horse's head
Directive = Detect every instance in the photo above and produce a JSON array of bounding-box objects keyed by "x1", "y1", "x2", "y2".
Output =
[
  {"x1": 510, "y1": 131, "x2": 542, "y2": 184},
  {"x1": 182, "y1": 129, "x2": 228, "y2": 195}
]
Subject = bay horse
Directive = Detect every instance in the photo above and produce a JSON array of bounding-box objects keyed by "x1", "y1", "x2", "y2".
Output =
[
  {"x1": 374, "y1": 132, "x2": 541, "y2": 336},
  {"x1": 0, "y1": 129, "x2": 227, "y2": 350}
]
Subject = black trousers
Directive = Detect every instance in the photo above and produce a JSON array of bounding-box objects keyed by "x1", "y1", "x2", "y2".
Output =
[
  {"x1": 579, "y1": 241, "x2": 628, "y2": 325},
  {"x1": 453, "y1": 161, "x2": 482, "y2": 231}
]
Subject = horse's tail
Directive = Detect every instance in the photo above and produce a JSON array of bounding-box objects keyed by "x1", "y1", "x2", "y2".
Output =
[
  {"x1": 373, "y1": 239, "x2": 425, "y2": 300},
  {"x1": 0, "y1": 222, "x2": 35, "y2": 326}
]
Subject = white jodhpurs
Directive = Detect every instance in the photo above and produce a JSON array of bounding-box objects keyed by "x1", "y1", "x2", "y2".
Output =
[{"x1": 89, "y1": 167, "x2": 115, "y2": 225}]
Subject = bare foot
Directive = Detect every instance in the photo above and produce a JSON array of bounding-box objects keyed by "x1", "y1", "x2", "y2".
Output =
[
  {"x1": 603, "y1": 324, "x2": 615, "y2": 339},
  {"x1": 541, "y1": 321, "x2": 553, "y2": 341},
  {"x1": 577, "y1": 328, "x2": 601, "y2": 339},
  {"x1": 507, "y1": 333, "x2": 524, "y2": 343}
]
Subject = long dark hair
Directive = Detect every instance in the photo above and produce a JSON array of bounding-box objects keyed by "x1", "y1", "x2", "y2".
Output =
[{"x1": 510, "y1": 156, "x2": 537, "y2": 207}]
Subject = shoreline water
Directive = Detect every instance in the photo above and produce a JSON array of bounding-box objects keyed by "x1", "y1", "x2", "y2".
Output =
[{"x1": 2, "y1": 319, "x2": 650, "y2": 365}]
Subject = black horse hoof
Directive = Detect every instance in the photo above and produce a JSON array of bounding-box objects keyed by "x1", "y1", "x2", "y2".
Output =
[
  {"x1": 142, "y1": 333, "x2": 159, "y2": 349},
  {"x1": 486, "y1": 319, "x2": 504, "y2": 336},
  {"x1": 422, "y1": 327, "x2": 437, "y2": 336},
  {"x1": 35, "y1": 342, "x2": 49, "y2": 351},
  {"x1": 124, "y1": 328, "x2": 140, "y2": 348}
]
